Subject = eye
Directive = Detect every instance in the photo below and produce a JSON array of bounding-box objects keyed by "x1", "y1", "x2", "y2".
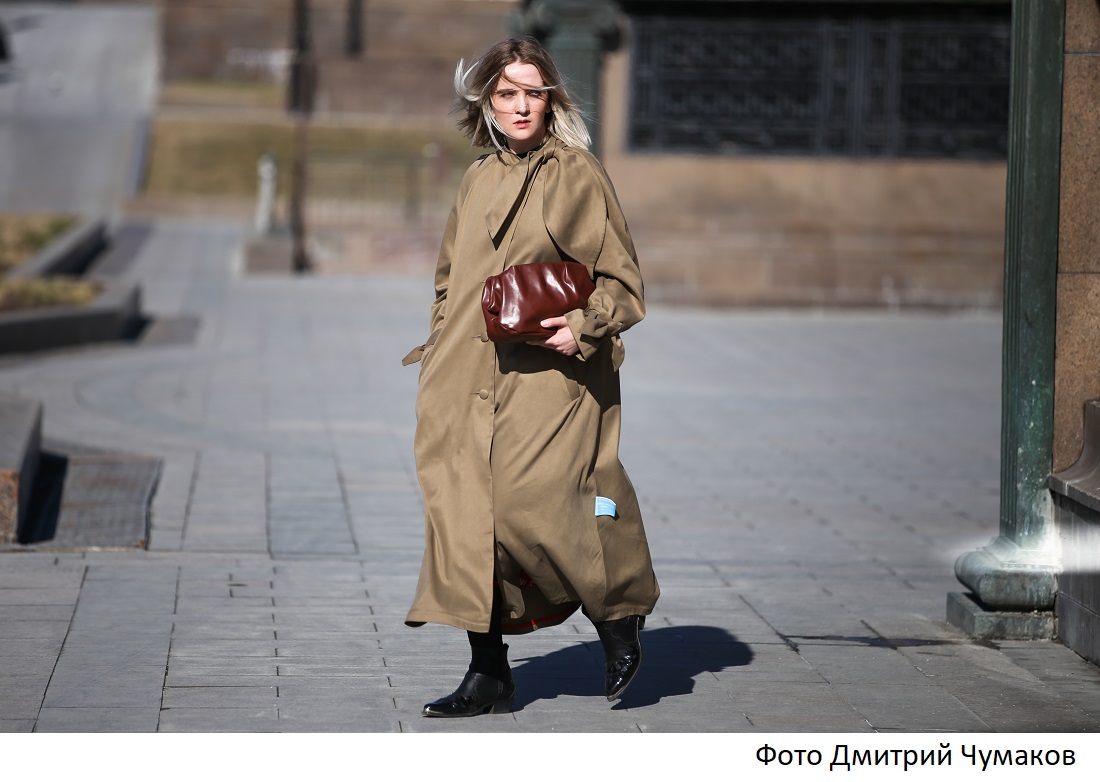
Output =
[
  {"x1": 528, "y1": 90, "x2": 546, "y2": 101},
  {"x1": 498, "y1": 90, "x2": 516, "y2": 99}
]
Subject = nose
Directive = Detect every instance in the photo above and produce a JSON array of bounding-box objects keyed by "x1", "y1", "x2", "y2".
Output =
[{"x1": 516, "y1": 93, "x2": 530, "y2": 114}]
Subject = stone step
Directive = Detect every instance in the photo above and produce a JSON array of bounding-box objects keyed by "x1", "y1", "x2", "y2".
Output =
[{"x1": 0, "y1": 393, "x2": 42, "y2": 544}]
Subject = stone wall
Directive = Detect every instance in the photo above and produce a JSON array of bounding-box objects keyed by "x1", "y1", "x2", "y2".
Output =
[
  {"x1": 120, "y1": 0, "x2": 1010, "y2": 311},
  {"x1": 159, "y1": 0, "x2": 292, "y2": 82},
  {"x1": 1050, "y1": 0, "x2": 1100, "y2": 667},
  {"x1": 599, "y1": 17, "x2": 1006, "y2": 309},
  {"x1": 156, "y1": 0, "x2": 516, "y2": 116},
  {"x1": 1053, "y1": 0, "x2": 1100, "y2": 473}
]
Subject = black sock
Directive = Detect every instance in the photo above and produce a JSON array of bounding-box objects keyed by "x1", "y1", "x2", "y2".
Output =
[{"x1": 467, "y1": 586, "x2": 506, "y2": 678}]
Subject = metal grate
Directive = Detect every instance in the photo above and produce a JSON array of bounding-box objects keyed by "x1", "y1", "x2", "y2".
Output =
[{"x1": 627, "y1": 3, "x2": 1011, "y2": 159}]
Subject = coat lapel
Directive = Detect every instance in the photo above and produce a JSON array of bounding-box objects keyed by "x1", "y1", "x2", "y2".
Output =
[{"x1": 484, "y1": 145, "x2": 550, "y2": 249}]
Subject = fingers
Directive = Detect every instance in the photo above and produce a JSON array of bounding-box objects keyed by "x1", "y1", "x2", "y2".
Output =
[
  {"x1": 526, "y1": 336, "x2": 571, "y2": 355},
  {"x1": 526, "y1": 319, "x2": 578, "y2": 356}
]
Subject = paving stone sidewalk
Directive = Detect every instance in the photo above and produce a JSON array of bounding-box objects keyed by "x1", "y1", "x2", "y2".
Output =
[{"x1": 0, "y1": 217, "x2": 1098, "y2": 733}]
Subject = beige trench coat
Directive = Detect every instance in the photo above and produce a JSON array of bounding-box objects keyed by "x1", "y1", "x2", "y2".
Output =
[{"x1": 402, "y1": 136, "x2": 659, "y2": 634}]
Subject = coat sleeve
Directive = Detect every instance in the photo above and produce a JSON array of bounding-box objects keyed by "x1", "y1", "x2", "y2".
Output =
[{"x1": 544, "y1": 148, "x2": 644, "y2": 370}]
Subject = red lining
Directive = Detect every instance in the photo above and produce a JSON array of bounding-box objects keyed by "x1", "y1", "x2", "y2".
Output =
[{"x1": 501, "y1": 605, "x2": 578, "y2": 632}]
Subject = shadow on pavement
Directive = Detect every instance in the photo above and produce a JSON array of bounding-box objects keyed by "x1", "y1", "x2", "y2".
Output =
[{"x1": 511, "y1": 625, "x2": 753, "y2": 711}]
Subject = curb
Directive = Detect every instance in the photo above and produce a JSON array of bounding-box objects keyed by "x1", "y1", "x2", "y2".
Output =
[
  {"x1": 0, "y1": 282, "x2": 142, "y2": 354},
  {"x1": 0, "y1": 217, "x2": 144, "y2": 354}
]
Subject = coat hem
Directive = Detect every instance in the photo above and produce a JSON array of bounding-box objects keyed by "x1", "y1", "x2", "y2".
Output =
[
  {"x1": 406, "y1": 599, "x2": 587, "y2": 635},
  {"x1": 582, "y1": 604, "x2": 657, "y2": 624},
  {"x1": 405, "y1": 609, "x2": 492, "y2": 634}
]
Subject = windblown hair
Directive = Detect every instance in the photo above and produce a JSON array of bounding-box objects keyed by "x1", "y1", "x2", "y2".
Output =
[{"x1": 454, "y1": 37, "x2": 591, "y2": 152}]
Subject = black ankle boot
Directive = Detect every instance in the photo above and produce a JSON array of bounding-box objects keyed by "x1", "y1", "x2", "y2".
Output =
[
  {"x1": 422, "y1": 644, "x2": 515, "y2": 718},
  {"x1": 594, "y1": 615, "x2": 644, "y2": 701}
]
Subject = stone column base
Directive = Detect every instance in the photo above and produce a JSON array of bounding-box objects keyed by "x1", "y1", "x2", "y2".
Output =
[
  {"x1": 949, "y1": 535, "x2": 1058, "y2": 640},
  {"x1": 947, "y1": 591, "x2": 1055, "y2": 640}
]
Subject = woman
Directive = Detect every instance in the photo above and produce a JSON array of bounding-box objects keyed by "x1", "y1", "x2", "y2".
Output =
[{"x1": 402, "y1": 36, "x2": 659, "y2": 717}]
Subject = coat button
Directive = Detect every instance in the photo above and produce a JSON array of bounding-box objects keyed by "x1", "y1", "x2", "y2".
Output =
[
  {"x1": 480, "y1": 334, "x2": 489, "y2": 343},
  {"x1": 478, "y1": 389, "x2": 489, "y2": 400}
]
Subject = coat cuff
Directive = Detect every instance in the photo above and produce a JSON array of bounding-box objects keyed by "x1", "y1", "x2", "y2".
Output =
[{"x1": 564, "y1": 308, "x2": 596, "y2": 362}]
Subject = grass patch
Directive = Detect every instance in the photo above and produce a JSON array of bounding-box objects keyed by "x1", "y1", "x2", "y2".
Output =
[
  {"x1": 160, "y1": 80, "x2": 286, "y2": 110},
  {"x1": 0, "y1": 277, "x2": 103, "y2": 313},
  {"x1": 143, "y1": 115, "x2": 482, "y2": 200},
  {"x1": 0, "y1": 214, "x2": 77, "y2": 274}
]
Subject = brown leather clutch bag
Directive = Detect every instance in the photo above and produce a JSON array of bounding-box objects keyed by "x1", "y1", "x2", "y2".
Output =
[{"x1": 482, "y1": 261, "x2": 595, "y2": 343}]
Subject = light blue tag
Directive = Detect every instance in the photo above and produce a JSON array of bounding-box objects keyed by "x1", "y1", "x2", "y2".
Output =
[{"x1": 595, "y1": 496, "x2": 617, "y2": 517}]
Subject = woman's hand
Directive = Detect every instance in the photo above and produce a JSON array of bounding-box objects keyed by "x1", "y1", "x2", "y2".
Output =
[{"x1": 527, "y1": 316, "x2": 579, "y2": 356}]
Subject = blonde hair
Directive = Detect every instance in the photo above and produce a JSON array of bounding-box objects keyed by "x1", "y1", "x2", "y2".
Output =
[{"x1": 453, "y1": 37, "x2": 590, "y2": 152}]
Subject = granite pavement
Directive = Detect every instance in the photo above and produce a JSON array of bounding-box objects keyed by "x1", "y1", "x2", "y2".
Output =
[{"x1": 0, "y1": 217, "x2": 1098, "y2": 734}]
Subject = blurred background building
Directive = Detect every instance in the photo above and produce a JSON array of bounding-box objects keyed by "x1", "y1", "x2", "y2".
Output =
[
  {"x1": 519, "y1": 1, "x2": 1011, "y2": 310},
  {"x1": 31, "y1": 0, "x2": 1008, "y2": 309}
]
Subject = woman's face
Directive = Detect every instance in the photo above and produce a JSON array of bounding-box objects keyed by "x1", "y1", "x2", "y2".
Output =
[{"x1": 491, "y1": 61, "x2": 550, "y2": 155}]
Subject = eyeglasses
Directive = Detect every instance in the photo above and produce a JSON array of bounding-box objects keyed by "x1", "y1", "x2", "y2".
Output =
[{"x1": 492, "y1": 88, "x2": 549, "y2": 110}]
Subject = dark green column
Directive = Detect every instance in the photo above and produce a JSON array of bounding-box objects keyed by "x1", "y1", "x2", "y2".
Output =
[
  {"x1": 509, "y1": 0, "x2": 621, "y2": 158},
  {"x1": 949, "y1": 0, "x2": 1064, "y2": 636}
]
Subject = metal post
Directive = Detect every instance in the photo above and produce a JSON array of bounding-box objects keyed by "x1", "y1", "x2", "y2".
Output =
[
  {"x1": 996, "y1": 0, "x2": 1064, "y2": 550},
  {"x1": 948, "y1": 0, "x2": 1065, "y2": 638},
  {"x1": 347, "y1": 0, "x2": 364, "y2": 58},
  {"x1": 288, "y1": 0, "x2": 314, "y2": 274}
]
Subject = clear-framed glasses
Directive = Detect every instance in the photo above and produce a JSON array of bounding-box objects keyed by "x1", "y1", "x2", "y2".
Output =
[{"x1": 492, "y1": 87, "x2": 549, "y2": 111}]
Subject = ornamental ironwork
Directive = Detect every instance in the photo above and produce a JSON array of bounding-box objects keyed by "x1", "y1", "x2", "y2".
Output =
[{"x1": 627, "y1": 3, "x2": 1010, "y2": 159}]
